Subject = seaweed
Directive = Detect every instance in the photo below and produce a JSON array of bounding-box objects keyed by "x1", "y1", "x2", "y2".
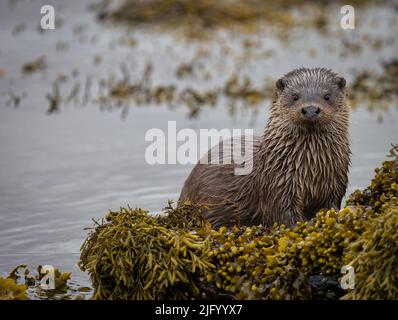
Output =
[
  {"x1": 79, "y1": 144, "x2": 398, "y2": 300},
  {"x1": 0, "y1": 277, "x2": 27, "y2": 300},
  {"x1": 341, "y1": 202, "x2": 398, "y2": 299},
  {"x1": 200, "y1": 205, "x2": 376, "y2": 299},
  {"x1": 346, "y1": 144, "x2": 398, "y2": 211},
  {"x1": 4, "y1": 144, "x2": 395, "y2": 300},
  {"x1": 22, "y1": 56, "x2": 46, "y2": 75},
  {"x1": 349, "y1": 60, "x2": 398, "y2": 117},
  {"x1": 41, "y1": 55, "x2": 398, "y2": 119},
  {"x1": 341, "y1": 144, "x2": 398, "y2": 299},
  {"x1": 97, "y1": 0, "x2": 379, "y2": 38},
  {"x1": 79, "y1": 203, "x2": 215, "y2": 299},
  {"x1": 1, "y1": 264, "x2": 88, "y2": 300}
]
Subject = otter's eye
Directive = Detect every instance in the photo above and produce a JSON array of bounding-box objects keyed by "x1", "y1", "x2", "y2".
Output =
[
  {"x1": 324, "y1": 94, "x2": 331, "y2": 101},
  {"x1": 292, "y1": 94, "x2": 299, "y2": 101}
]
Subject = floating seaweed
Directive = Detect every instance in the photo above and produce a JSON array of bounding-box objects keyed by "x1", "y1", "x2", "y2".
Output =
[
  {"x1": 1, "y1": 264, "x2": 91, "y2": 300},
  {"x1": 223, "y1": 75, "x2": 271, "y2": 106},
  {"x1": 175, "y1": 60, "x2": 211, "y2": 80},
  {"x1": 96, "y1": 0, "x2": 379, "y2": 39},
  {"x1": 46, "y1": 82, "x2": 62, "y2": 114},
  {"x1": 47, "y1": 61, "x2": 273, "y2": 119},
  {"x1": 0, "y1": 277, "x2": 27, "y2": 300},
  {"x1": 39, "y1": 52, "x2": 398, "y2": 120},
  {"x1": 5, "y1": 90, "x2": 27, "y2": 108},
  {"x1": 349, "y1": 59, "x2": 398, "y2": 116},
  {"x1": 56, "y1": 41, "x2": 70, "y2": 53},
  {"x1": 22, "y1": 56, "x2": 47, "y2": 75},
  {"x1": 12, "y1": 23, "x2": 26, "y2": 36},
  {"x1": 0, "y1": 264, "x2": 71, "y2": 300},
  {"x1": 176, "y1": 63, "x2": 195, "y2": 79}
]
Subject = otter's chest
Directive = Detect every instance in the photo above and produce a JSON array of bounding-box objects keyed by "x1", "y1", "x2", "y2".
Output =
[{"x1": 292, "y1": 147, "x2": 341, "y2": 211}]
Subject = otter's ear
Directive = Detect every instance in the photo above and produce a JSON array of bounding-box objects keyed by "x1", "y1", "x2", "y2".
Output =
[
  {"x1": 276, "y1": 78, "x2": 286, "y2": 91},
  {"x1": 335, "y1": 76, "x2": 346, "y2": 90}
]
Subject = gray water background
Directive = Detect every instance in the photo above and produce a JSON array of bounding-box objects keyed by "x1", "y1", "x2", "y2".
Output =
[{"x1": 0, "y1": 0, "x2": 397, "y2": 291}]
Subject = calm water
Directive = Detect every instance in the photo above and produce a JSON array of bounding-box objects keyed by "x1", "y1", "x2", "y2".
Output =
[{"x1": 0, "y1": 0, "x2": 397, "y2": 293}]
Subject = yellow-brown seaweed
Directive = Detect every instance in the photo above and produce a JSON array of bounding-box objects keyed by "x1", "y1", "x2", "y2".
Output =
[{"x1": 79, "y1": 144, "x2": 398, "y2": 300}]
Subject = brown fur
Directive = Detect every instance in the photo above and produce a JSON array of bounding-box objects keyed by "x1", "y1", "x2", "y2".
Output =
[{"x1": 179, "y1": 68, "x2": 351, "y2": 228}]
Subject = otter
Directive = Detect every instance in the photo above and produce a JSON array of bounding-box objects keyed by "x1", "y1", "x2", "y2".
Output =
[{"x1": 179, "y1": 68, "x2": 351, "y2": 228}]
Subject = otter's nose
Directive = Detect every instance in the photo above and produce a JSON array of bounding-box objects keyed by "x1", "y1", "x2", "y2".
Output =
[{"x1": 301, "y1": 105, "x2": 320, "y2": 119}]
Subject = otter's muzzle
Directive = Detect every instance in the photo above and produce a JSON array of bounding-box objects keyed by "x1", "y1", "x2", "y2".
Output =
[{"x1": 301, "y1": 105, "x2": 320, "y2": 119}]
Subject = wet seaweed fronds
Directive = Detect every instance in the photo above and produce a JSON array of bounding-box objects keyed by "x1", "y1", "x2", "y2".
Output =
[
  {"x1": 53, "y1": 62, "x2": 271, "y2": 119},
  {"x1": 46, "y1": 82, "x2": 62, "y2": 114},
  {"x1": 97, "y1": 0, "x2": 380, "y2": 38},
  {"x1": 2, "y1": 264, "x2": 87, "y2": 300},
  {"x1": 224, "y1": 75, "x2": 270, "y2": 106},
  {"x1": 204, "y1": 206, "x2": 375, "y2": 299},
  {"x1": 5, "y1": 90, "x2": 27, "y2": 108},
  {"x1": 342, "y1": 201, "x2": 398, "y2": 300},
  {"x1": 0, "y1": 276, "x2": 27, "y2": 300},
  {"x1": 159, "y1": 200, "x2": 212, "y2": 231},
  {"x1": 346, "y1": 144, "x2": 398, "y2": 211},
  {"x1": 79, "y1": 203, "x2": 215, "y2": 300},
  {"x1": 46, "y1": 55, "x2": 398, "y2": 119},
  {"x1": 36, "y1": 265, "x2": 72, "y2": 292},
  {"x1": 22, "y1": 56, "x2": 47, "y2": 75},
  {"x1": 176, "y1": 61, "x2": 209, "y2": 80},
  {"x1": 349, "y1": 59, "x2": 398, "y2": 115},
  {"x1": 101, "y1": 0, "x2": 289, "y2": 32},
  {"x1": 202, "y1": 144, "x2": 397, "y2": 299},
  {"x1": 339, "y1": 145, "x2": 398, "y2": 300}
]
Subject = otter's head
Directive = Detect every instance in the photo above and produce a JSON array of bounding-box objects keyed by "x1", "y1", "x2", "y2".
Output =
[{"x1": 273, "y1": 68, "x2": 349, "y2": 131}]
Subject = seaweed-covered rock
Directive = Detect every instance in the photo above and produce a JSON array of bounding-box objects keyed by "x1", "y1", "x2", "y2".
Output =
[
  {"x1": 340, "y1": 145, "x2": 398, "y2": 299},
  {"x1": 346, "y1": 144, "x2": 398, "y2": 211},
  {"x1": 342, "y1": 200, "x2": 398, "y2": 300},
  {"x1": 79, "y1": 144, "x2": 398, "y2": 300},
  {"x1": 204, "y1": 207, "x2": 374, "y2": 299},
  {"x1": 79, "y1": 203, "x2": 215, "y2": 299}
]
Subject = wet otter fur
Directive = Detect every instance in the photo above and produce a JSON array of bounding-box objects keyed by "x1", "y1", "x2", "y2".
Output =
[{"x1": 179, "y1": 68, "x2": 351, "y2": 228}]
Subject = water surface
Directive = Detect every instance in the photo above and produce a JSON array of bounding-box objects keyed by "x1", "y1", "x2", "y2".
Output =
[{"x1": 0, "y1": 0, "x2": 397, "y2": 295}]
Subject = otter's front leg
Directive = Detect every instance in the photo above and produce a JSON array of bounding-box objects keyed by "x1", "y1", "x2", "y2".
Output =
[
  {"x1": 304, "y1": 197, "x2": 342, "y2": 221},
  {"x1": 279, "y1": 209, "x2": 306, "y2": 228},
  {"x1": 327, "y1": 196, "x2": 343, "y2": 212}
]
